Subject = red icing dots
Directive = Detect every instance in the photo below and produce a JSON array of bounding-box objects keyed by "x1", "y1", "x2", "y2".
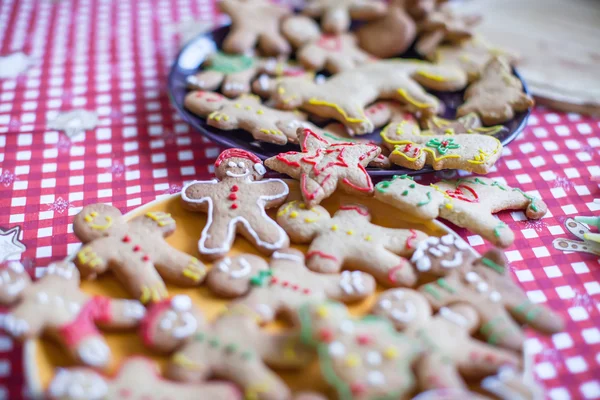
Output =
[
  {"x1": 231, "y1": 185, "x2": 239, "y2": 192},
  {"x1": 122, "y1": 235, "x2": 131, "y2": 243},
  {"x1": 133, "y1": 245, "x2": 141, "y2": 252},
  {"x1": 142, "y1": 255, "x2": 150, "y2": 262},
  {"x1": 228, "y1": 193, "x2": 237, "y2": 200},
  {"x1": 356, "y1": 334, "x2": 372, "y2": 345},
  {"x1": 231, "y1": 204, "x2": 238, "y2": 210},
  {"x1": 318, "y1": 328, "x2": 334, "y2": 343},
  {"x1": 350, "y1": 382, "x2": 366, "y2": 395}
]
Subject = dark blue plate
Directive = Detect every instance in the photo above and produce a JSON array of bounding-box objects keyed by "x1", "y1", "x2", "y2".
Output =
[{"x1": 168, "y1": 25, "x2": 532, "y2": 177}]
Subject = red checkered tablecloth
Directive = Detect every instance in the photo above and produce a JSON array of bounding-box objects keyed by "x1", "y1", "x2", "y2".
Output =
[{"x1": 0, "y1": 0, "x2": 599, "y2": 399}]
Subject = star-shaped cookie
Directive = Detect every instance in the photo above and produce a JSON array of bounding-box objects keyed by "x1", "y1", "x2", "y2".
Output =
[{"x1": 265, "y1": 128, "x2": 380, "y2": 206}]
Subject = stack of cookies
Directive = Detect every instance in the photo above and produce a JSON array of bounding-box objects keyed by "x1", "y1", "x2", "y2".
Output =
[{"x1": 0, "y1": 1, "x2": 559, "y2": 399}]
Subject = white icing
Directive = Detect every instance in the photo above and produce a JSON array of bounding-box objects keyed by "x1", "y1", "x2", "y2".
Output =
[
  {"x1": 439, "y1": 307, "x2": 469, "y2": 327},
  {"x1": 3, "y1": 314, "x2": 29, "y2": 336},
  {"x1": 392, "y1": 290, "x2": 405, "y2": 300},
  {"x1": 181, "y1": 179, "x2": 289, "y2": 255},
  {"x1": 77, "y1": 337, "x2": 110, "y2": 367},
  {"x1": 477, "y1": 281, "x2": 489, "y2": 293},
  {"x1": 366, "y1": 351, "x2": 382, "y2": 366},
  {"x1": 429, "y1": 247, "x2": 443, "y2": 257},
  {"x1": 489, "y1": 291, "x2": 502, "y2": 302},
  {"x1": 228, "y1": 161, "x2": 237, "y2": 168},
  {"x1": 441, "y1": 234, "x2": 454, "y2": 245},
  {"x1": 171, "y1": 295, "x2": 192, "y2": 312},
  {"x1": 390, "y1": 303, "x2": 417, "y2": 323},
  {"x1": 272, "y1": 251, "x2": 303, "y2": 262},
  {"x1": 7, "y1": 261, "x2": 24, "y2": 273},
  {"x1": 160, "y1": 317, "x2": 173, "y2": 331},
  {"x1": 48, "y1": 369, "x2": 109, "y2": 400},
  {"x1": 5, "y1": 279, "x2": 26, "y2": 297},
  {"x1": 36, "y1": 292, "x2": 49, "y2": 304},
  {"x1": 367, "y1": 370, "x2": 386, "y2": 386},
  {"x1": 69, "y1": 302, "x2": 81, "y2": 314},
  {"x1": 231, "y1": 257, "x2": 252, "y2": 279},
  {"x1": 328, "y1": 341, "x2": 345, "y2": 357},
  {"x1": 226, "y1": 168, "x2": 250, "y2": 178},
  {"x1": 378, "y1": 299, "x2": 392, "y2": 310},
  {"x1": 257, "y1": 74, "x2": 270, "y2": 90},
  {"x1": 172, "y1": 311, "x2": 197, "y2": 339},
  {"x1": 340, "y1": 271, "x2": 365, "y2": 294},
  {"x1": 123, "y1": 300, "x2": 146, "y2": 320},
  {"x1": 253, "y1": 163, "x2": 266, "y2": 175},
  {"x1": 437, "y1": 245, "x2": 450, "y2": 253},
  {"x1": 440, "y1": 251, "x2": 463, "y2": 268},
  {"x1": 255, "y1": 303, "x2": 274, "y2": 320},
  {"x1": 217, "y1": 257, "x2": 232, "y2": 272},
  {"x1": 237, "y1": 161, "x2": 245, "y2": 168},
  {"x1": 339, "y1": 319, "x2": 354, "y2": 334},
  {"x1": 465, "y1": 271, "x2": 479, "y2": 282},
  {"x1": 454, "y1": 238, "x2": 470, "y2": 250},
  {"x1": 426, "y1": 237, "x2": 440, "y2": 246}
]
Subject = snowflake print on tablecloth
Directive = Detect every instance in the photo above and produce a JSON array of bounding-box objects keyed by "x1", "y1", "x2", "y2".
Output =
[
  {"x1": 524, "y1": 219, "x2": 547, "y2": 233},
  {"x1": 0, "y1": 170, "x2": 17, "y2": 187},
  {"x1": 56, "y1": 134, "x2": 73, "y2": 153},
  {"x1": 0, "y1": 226, "x2": 26, "y2": 262},
  {"x1": 552, "y1": 176, "x2": 574, "y2": 192},
  {"x1": 164, "y1": 184, "x2": 182, "y2": 194},
  {"x1": 107, "y1": 162, "x2": 126, "y2": 177},
  {"x1": 571, "y1": 289, "x2": 597, "y2": 312},
  {"x1": 47, "y1": 197, "x2": 73, "y2": 214}
]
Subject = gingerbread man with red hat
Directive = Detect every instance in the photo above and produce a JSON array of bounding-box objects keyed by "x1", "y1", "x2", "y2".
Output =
[{"x1": 181, "y1": 148, "x2": 290, "y2": 259}]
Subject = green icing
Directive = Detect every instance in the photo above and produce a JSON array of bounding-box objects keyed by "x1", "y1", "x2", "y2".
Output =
[
  {"x1": 426, "y1": 138, "x2": 460, "y2": 154},
  {"x1": 512, "y1": 188, "x2": 539, "y2": 212},
  {"x1": 493, "y1": 222, "x2": 508, "y2": 238},
  {"x1": 423, "y1": 284, "x2": 442, "y2": 300},
  {"x1": 436, "y1": 278, "x2": 456, "y2": 293},
  {"x1": 417, "y1": 192, "x2": 433, "y2": 207},
  {"x1": 249, "y1": 270, "x2": 273, "y2": 286},
  {"x1": 205, "y1": 52, "x2": 254, "y2": 74},
  {"x1": 481, "y1": 257, "x2": 505, "y2": 274},
  {"x1": 376, "y1": 181, "x2": 392, "y2": 193}
]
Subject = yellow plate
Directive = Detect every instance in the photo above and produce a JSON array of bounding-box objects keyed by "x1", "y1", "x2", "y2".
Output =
[{"x1": 28, "y1": 181, "x2": 464, "y2": 398}]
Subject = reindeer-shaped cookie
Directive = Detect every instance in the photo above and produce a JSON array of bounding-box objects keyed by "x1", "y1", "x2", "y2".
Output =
[
  {"x1": 140, "y1": 295, "x2": 312, "y2": 400},
  {"x1": 73, "y1": 204, "x2": 206, "y2": 304},
  {"x1": 375, "y1": 175, "x2": 547, "y2": 248},
  {"x1": 184, "y1": 91, "x2": 310, "y2": 145},
  {"x1": 181, "y1": 148, "x2": 289, "y2": 259},
  {"x1": 372, "y1": 289, "x2": 520, "y2": 391},
  {"x1": 272, "y1": 60, "x2": 467, "y2": 135},
  {"x1": 418, "y1": 248, "x2": 564, "y2": 351},
  {"x1": 276, "y1": 201, "x2": 427, "y2": 286},
  {"x1": 0, "y1": 261, "x2": 145, "y2": 368},
  {"x1": 298, "y1": 301, "x2": 421, "y2": 399},
  {"x1": 207, "y1": 248, "x2": 376, "y2": 323},
  {"x1": 282, "y1": 15, "x2": 373, "y2": 74},
  {"x1": 381, "y1": 119, "x2": 503, "y2": 173},
  {"x1": 302, "y1": 0, "x2": 387, "y2": 34},
  {"x1": 48, "y1": 356, "x2": 242, "y2": 400}
]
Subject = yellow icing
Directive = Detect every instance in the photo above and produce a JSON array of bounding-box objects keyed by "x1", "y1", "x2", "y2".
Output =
[
  {"x1": 396, "y1": 89, "x2": 432, "y2": 109},
  {"x1": 307, "y1": 98, "x2": 367, "y2": 124},
  {"x1": 415, "y1": 69, "x2": 448, "y2": 82}
]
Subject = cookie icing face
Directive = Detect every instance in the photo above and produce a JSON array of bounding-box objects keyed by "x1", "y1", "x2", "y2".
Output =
[
  {"x1": 410, "y1": 234, "x2": 476, "y2": 275},
  {"x1": 0, "y1": 261, "x2": 30, "y2": 304},
  {"x1": 372, "y1": 289, "x2": 431, "y2": 330},
  {"x1": 214, "y1": 149, "x2": 265, "y2": 182},
  {"x1": 49, "y1": 369, "x2": 108, "y2": 400}
]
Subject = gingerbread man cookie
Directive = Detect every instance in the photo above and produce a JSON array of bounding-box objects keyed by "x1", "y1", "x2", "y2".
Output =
[
  {"x1": 374, "y1": 175, "x2": 547, "y2": 248},
  {"x1": 48, "y1": 357, "x2": 242, "y2": 400},
  {"x1": 419, "y1": 249, "x2": 564, "y2": 351},
  {"x1": 265, "y1": 129, "x2": 381, "y2": 206},
  {"x1": 273, "y1": 60, "x2": 467, "y2": 135},
  {"x1": 415, "y1": 7, "x2": 481, "y2": 57},
  {"x1": 372, "y1": 289, "x2": 520, "y2": 391},
  {"x1": 0, "y1": 261, "x2": 145, "y2": 368},
  {"x1": 356, "y1": 0, "x2": 417, "y2": 58},
  {"x1": 185, "y1": 91, "x2": 310, "y2": 145},
  {"x1": 181, "y1": 149, "x2": 289, "y2": 259},
  {"x1": 380, "y1": 119, "x2": 503, "y2": 173},
  {"x1": 219, "y1": 0, "x2": 291, "y2": 56},
  {"x1": 302, "y1": 0, "x2": 387, "y2": 34},
  {"x1": 282, "y1": 15, "x2": 373, "y2": 74},
  {"x1": 73, "y1": 204, "x2": 206, "y2": 304},
  {"x1": 276, "y1": 201, "x2": 427, "y2": 286},
  {"x1": 298, "y1": 301, "x2": 421, "y2": 399},
  {"x1": 187, "y1": 52, "x2": 304, "y2": 98},
  {"x1": 207, "y1": 248, "x2": 376, "y2": 323},
  {"x1": 141, "y1": 295, "x2": 312, "y2": 400},
  {"x1": 457, "y1": 57, "x2": 534, "y2": 125}
]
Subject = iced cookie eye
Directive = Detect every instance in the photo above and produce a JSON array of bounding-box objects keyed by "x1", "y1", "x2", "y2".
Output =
[{"x1": 228, "y1": 161, "x2": 237, "y2": 168}]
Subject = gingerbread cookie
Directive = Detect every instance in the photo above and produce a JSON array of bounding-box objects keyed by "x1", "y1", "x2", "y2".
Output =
[
  {"x1": 422, "y1": 113, "x2": 506, "y2": 136},
  {"x1": 302, "y1": 0, "x2": 387, "y2": 34},
  {"x1": 181, "y1": 149, "x2": 289, "y2": 259},
  {"x1": 251, "y1": 67, "x2": 316, "y2": 98},
  {"x1": 141, "y1": 295, "x2": 312, "y2": 400},
  {"x1": 185, "y1": 91, "x2": 312, "y2": 145},
  {"x1": 272, "y1": 60, "x2": 467, "y2": 135},
  {"x1": 380, "y1": 119, "x2": 503, "y2": 173},
  {"x1": 265, "y1": 128, "x2": 380, "y2": 206},
  {"x1": 481, "y1": 365, "x2": 544, "y2": 400},
  {"x1": 0, "y1": 261, "x2": 145, "y2": 368},
  {"x1": 219, "y1": 0, "x2": 291, "y2": 56},
  {"x1": 374, "y1": 175, "x2": 547, "y2": 248},
  {"x1": 457, "y1": 57, "x2": 534, "y2": 125},
  {"x1": 372, "y1": 289, "x2": 520, "y2": 391},
  {"x1": 282, "y1": 15, "x2": 373, "y2": 74},
  {"x1": 298, "y1": 301, "x2": 421, "y2": 399},
  {"x1": 276, "y1": 201, "x2": 427, "y2": 286},
  {"x1": 187, "y1": 53, "x2": 304, "y2": 98},
  {"x1": 74, "y1": 204, "x2": 206, "y2": 304},
  {"x1": 356, "y1": 0, "x2": 417, "y2": 58},
  {"x1": 410, "y1": 233, "x2": 476, "y2": 276},
  {"x1": 419, "y1": 249, "x2": 564, "y2": 351},
  {"x1": 48, "y1": 357, "x2": 242, "y2": 400},
  {"x1": 416, "y1": 7, "x2": 481, "y2": 57},
  {"x1": 429, "y1": 37, "x2": 518, "y2": 81},
  {"x1": 207, "y1": 248, "x2": 376, "y2": 323}
]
